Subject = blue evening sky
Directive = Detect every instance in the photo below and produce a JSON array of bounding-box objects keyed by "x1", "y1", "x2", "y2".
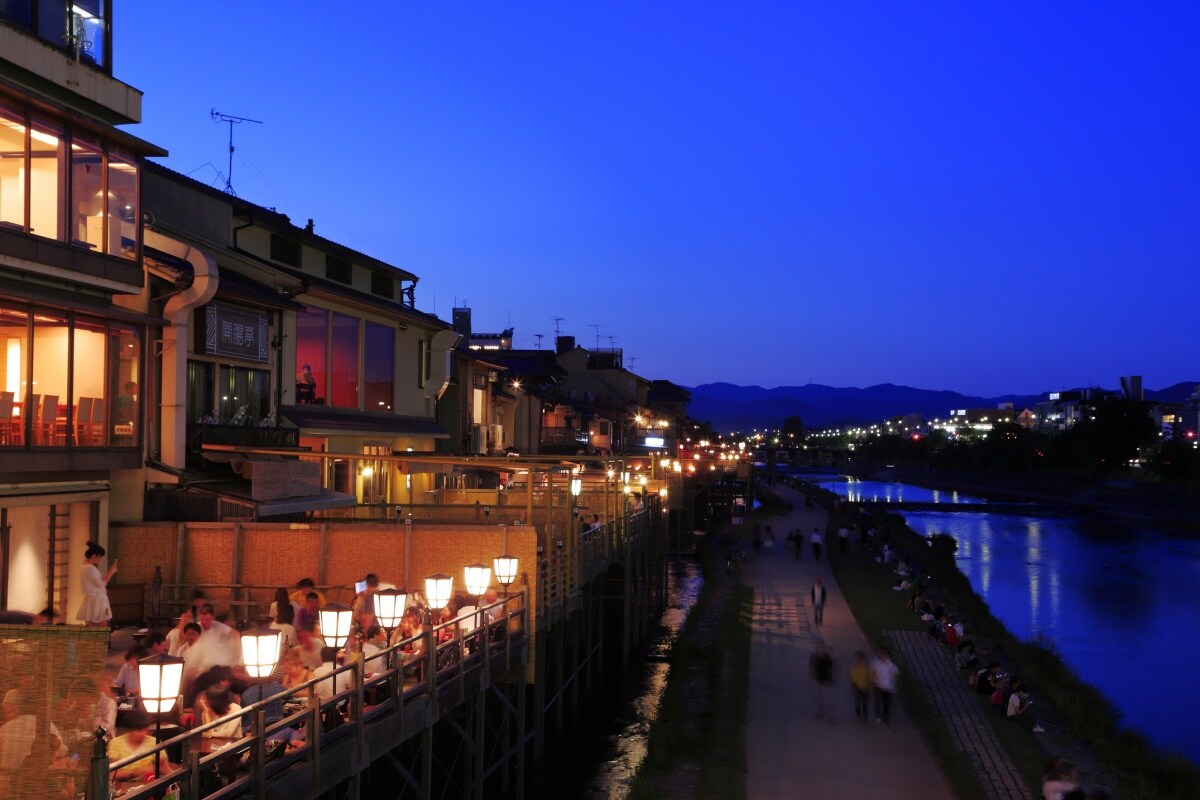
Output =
[{"x1": 116, "y1": 3, "x2": 1200, "y2": 397}]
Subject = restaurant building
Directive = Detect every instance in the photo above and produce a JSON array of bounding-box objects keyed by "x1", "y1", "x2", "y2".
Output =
[{"x1": 0, "y1": 2, "x2": 163, "y2": 617}]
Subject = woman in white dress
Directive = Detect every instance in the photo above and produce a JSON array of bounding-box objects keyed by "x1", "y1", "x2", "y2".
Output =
[{"x1": 76, "y1": 540, "x2": 117, "y2": 626}]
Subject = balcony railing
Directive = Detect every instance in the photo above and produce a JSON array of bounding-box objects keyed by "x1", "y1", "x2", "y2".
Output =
[
  {"x1": 540, "y1": 426, "x2": 589, "y2": 446},
  {"x1": 188, "y1": 423, "x2": 301, "y2": 450}
]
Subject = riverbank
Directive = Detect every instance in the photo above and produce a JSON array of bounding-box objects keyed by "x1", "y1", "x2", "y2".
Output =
[
  {"x1": 821, "y1": 488, "x2": 1200, "y2": 800},
  {"x1": 847, "y1": 463, "x2": 1200, "y2": 532}
]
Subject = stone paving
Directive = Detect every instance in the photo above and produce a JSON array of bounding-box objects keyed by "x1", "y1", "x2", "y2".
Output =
[{"x1": 888, "y1": 629, "x2": 1035, "y2": 800}]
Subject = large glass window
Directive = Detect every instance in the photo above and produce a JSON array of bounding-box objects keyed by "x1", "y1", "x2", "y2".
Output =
[
  {"x1": 219, "y1": 365, "x2": 269, "y2": 424},
  {"x1": 0, "y1": 101, "x2": 134, "y2": 252},
  {"x1": 0, "y1": 1, "x2": 110, "y2": 71},
  {"x1": 0, "y1": 106, "x2": 26, "y2": 231},
  {"x1": 330, "y1": 313, "x2": 359, "y2": 409},
  {"x1": 29, "y1": 116, "x2": 65, "y2": 241},
  {"x1": 31, "y1": 310, "x2": 68, "y2": 447},
  {"x1": 71, "y1": 317, "x2": 106, "y2": 446},
  {"x1": 187, "y1": 361, "x2": 214, "y2": 423},
  {"x1": 295, "y1": 307, "x2": 327, "y2": 405},
  {"x1": 106, "y1": 324, "x2": 139, "y2": 446},
  {"x1": 70, "y1": 1, "x2": 107, "y2": 68},
  {"x1": 70, "y1": 135, "x2": 104, "y2": 252},
  {"x1": 0, "y1": 307, "x2": 29, "y2": 447},
  {"x1": 363, "y1": 321, "x2": 394, "y2": 412},
  {"x1": 0, "y1": 306, "x2": 138, "y2": 449},
  {"x1": 106, "y1": 148, "x2": 137, "y2": 258}
]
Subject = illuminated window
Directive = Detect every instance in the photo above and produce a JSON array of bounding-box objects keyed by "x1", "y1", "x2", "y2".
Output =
[
  {"x1": 364, "y1": 321, "x2": 394, "y2": 411},
  {"x1": 295, "y1": 307, "x2": 327, "y2": 405},
  {"x1": 330, "y1": 313, "x2": 359, "y2": 409}
]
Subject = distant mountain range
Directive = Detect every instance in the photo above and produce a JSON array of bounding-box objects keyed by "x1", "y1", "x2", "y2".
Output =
[{"x1": 685, "y1": 381, "x2": 1199, "y2": 432}]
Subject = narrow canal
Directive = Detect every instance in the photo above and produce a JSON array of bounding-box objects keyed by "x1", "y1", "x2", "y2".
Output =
[
  {"x1": 536, "y1": 558, "x2": 703, "y2": 799},
  {"x1": 817, "y1": 476, "x2": 1200, "y2": 767}
]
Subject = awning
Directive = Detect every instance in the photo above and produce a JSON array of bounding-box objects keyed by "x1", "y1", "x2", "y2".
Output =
[
  {"x1": 190, "y1": 481, "x2": 357, "y2": 517},
  {"x1": 282, "y1": 406, "x2": 449, "y2": 438}
]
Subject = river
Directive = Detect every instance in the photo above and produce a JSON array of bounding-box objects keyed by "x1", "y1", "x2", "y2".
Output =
[
  {"x1": 536, "y1": 557, "x2": 704, "y2": 799},
  {"x1": 816, "y1": 477, "x2": 1200, "y2": 766}
]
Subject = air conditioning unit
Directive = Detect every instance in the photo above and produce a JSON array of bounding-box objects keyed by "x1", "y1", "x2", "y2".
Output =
[{"x1": 489, "y1": 423, "x2": 505, "y2": 451}]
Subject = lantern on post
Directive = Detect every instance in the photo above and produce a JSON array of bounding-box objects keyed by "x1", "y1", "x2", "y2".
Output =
[
  {"x1": 136, "y1": 652, "x2": 184, "y2": 779},
  {"x1": 374, "y1": 587, "x2": 407, "y2": 636},
  {"x1": 319, "y1": 602, "x2": 354, "y2": 649},
  {"x1": 463, "y1": 563, "x2": 491, "y2": 601},
  {"x1": 493, "y1": 554, "x2": 518, "y2": 599},
  {"x1": 424, "y1": 573, "x2": 453, "y2": 625},
  {"x1": 240, "y1": 627, "x2": 283, "y2": 679}
]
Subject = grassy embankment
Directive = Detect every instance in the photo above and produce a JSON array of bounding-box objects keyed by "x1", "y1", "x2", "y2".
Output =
[{"x1": 821, "y1": 491, "x2": 1200, "y2": 800}]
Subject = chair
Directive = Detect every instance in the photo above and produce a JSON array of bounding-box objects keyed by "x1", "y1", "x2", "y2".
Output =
[
  {"x1": 0, "y1": 391, "x2": 12, "y2": 445},
  {"x1": 75, "y1": 396, "x2": 94, "y2": 446},
  {"x1": 89, "y1": 397, "x2": 105, "y2": 446},
  {"x1": 39, "y1": 394, "x2": 60, "y2": 445}
]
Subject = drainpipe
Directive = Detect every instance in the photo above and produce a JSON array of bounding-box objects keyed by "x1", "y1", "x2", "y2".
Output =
[{"x1": 144, "y1": 229, "x2": 218, "y2": 473}]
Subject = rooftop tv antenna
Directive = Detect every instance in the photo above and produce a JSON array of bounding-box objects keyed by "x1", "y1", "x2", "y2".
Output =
[
  {"x1": 605, "y1": 335, "x2": 617, "y2": 349},
  {"x1": 553, "y1": 317, "x2": 565, "y2": 337},
  {"x1": 210, "y1": 109, "x2": 262, "y2": 196},
  {"x1": 588, "y1": 323, "x2": 602, "y2": 349},
  {"x1": 534, "y1": 334, "x2": 544, "y2": 350}
]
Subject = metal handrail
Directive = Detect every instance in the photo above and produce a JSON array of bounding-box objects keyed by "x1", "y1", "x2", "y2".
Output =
[{"x1": 100, "y1": 596, "x2": 526, "y2": 800}]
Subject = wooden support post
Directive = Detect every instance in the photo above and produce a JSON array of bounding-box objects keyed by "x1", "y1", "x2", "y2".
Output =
[{"x1": 472, "y1": 689, "x2": 485, "y2": 800}]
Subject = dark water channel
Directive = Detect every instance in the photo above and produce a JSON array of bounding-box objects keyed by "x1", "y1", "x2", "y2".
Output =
[
  {"x1": 816, "y1": 476, "x2": 1200, "y2": 766},
  {"x1": 536, "y1": 558, "x2": 703, "y2": 799}
]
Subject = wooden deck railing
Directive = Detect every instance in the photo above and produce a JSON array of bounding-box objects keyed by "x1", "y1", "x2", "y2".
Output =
[{"x1": 96, "y1": 596, "x2": 526, "y2": 800}]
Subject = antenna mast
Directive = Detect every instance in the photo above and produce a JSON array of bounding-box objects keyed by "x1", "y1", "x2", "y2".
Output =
[
  {"x1": 552, "y1": 317, "x2": 565, "y2": 337},
  {"x1": 210, "y1": 109, "x2": 262, "y2": 195},
  {"x1": 534, "y1": 334, "x2": 544, "y2": 350},
  {"x1": 588, "y1": 323, "x2": 602, "y2": 350}
]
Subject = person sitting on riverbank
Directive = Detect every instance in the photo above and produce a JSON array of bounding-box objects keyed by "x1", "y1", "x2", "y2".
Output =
[
  {"x1": 955, "y1": 642, "x2": 979, "y2": 670},
  {"x1": 1042, "y1": 758, "x2": 1085, "y2": 800},
  {"x1": 1006, "y1": 683, "x2": 1045, "y2": 733},
  {"x1": 971, "y1": 663, "x2": 1002, "y2": 695}
]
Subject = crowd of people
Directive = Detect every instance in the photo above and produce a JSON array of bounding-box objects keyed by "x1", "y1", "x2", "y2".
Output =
[{"x1": 0, "y1": 559, "x2": 507, "y2": 794}]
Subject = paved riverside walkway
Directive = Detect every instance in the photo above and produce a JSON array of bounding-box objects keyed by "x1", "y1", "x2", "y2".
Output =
[{"x1": 744, "y1": 487, "x2": 958, "y2": 800}]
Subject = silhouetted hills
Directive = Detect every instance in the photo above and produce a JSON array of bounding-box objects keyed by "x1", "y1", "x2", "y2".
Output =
[{"x1": 687, "y1": 383, "x2": 1033, "y2": 432}]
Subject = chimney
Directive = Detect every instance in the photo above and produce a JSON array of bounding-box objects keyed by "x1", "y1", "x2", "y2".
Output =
[
  {"x1": 305, "y1": 218, "x2": 314, "y2": 233},
  {"x1": 556, "y1": 335, "x2": 575, "y2": 354}
]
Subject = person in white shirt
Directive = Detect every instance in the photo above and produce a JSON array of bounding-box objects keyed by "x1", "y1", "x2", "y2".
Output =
[{"x1": 870, "y1": 647, "x2": 900, "y2": 727}]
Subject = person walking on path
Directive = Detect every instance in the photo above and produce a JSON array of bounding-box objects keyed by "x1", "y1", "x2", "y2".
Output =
[
  {"x1": 871, "y1": 646, "x2": 900, "y2": 728},
  {"x1": 810, "y1": 641, "x2": 836, "y2": 721},
  {"x1": 811, "y1": 577, "x2": 827, "y2": 626},
  {"x1": 77, "y1": 540, "x2": 117, "y2": 626},
  {"x1": 811, "y1": 526, "x2": 824, "y2": 561},
  {"x1": 745, "y1": 484, "x2": 955, "y2": 800},
  {"x1": 850, "y1": 651, "x2": 872, "y2": 722}
]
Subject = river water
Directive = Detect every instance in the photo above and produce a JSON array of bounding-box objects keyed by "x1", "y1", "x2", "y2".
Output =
[
  {"x1": 538, "y1": 558, "x2": 704, "y2": 799},
  {"x1": 816, "y1": 477, "x2": 1200, "y2": 766}
]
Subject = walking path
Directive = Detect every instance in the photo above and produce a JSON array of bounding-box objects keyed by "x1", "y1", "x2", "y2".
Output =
[{"x1": 744, "y1": 486, "x2": 957, "y2": 800}]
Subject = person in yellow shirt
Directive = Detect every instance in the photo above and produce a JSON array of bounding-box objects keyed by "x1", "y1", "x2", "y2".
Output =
[
  {"x1": 850, "y1": 651, "x2": 872, "y2": 722},
  {"x1": 287, "y1": 578, "x2": 326, "y2": 608},
  {"x1": 109, "y1": 712, "x2": 172, "y2": 782}
]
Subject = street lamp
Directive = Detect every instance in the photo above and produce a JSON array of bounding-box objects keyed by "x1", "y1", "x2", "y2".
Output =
[
  {"x1": 137, "y1": 652, "x2": 184, "y2": 780},
  {"x1": 493, "y1": 555, "x2": 518, "y2": 598}
]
